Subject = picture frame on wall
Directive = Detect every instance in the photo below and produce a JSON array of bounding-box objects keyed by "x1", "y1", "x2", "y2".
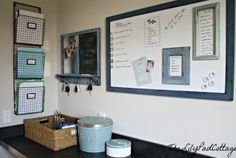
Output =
[
  {"x1": 56, "y1": 28, "x2": 101, "y2": 85},
  {"x1": 193, "y1": 3, "x2": 220, "y2": 60},
  {"x1": 162, "y1": 47, "x2": 190, "y2": 85},
  {"x1": 60, "y1": 28, "x2": 100, "y2": 76}
]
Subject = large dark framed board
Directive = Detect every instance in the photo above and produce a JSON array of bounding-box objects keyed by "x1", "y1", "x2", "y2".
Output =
[{"x1": 106, "y1": 0, "x2": 234, "y2": 100}]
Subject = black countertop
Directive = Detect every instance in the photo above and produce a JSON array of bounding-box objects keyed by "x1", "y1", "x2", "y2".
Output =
[
  {"x1": 0, "y1": 125, "x2": 213, "y2": 158},
  {"x1": 2, "y1": 136, "x2": 142, "y2": 158},
  {"x1": 2, "y1": 135, "x2": 215, "y2": 158}
]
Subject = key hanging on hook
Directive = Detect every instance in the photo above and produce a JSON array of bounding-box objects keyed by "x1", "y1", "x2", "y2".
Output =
[
  {"x1": 87, "y1": 80, "x2": 93, "y2": 96},
  {"x1": 65, "y1": 82, "x2": 70, "y2": 96},
  {"x1": 74, "y1": 84, "x2": 78, "y2": 93},
  {"x1": 74, "y1": 81, "x2": 80, "y2": 93}
]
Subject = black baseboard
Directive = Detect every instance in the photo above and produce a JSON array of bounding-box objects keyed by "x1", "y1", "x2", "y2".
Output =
[
  {"x1": 0, "y1": 124, "x2": 214, "y2": 158},
  {"x1": 0, "y1": 124, "x2": 24, "y2": 139}
]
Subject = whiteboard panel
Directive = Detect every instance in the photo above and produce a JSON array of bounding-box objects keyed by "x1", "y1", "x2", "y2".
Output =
[{"x1": 106, "y1": 0, "x2": 234, "y2": 100}]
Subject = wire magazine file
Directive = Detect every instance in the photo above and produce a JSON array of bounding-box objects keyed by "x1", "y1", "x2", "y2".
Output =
[
  {"x1": 16, "y1": 47, "x2": 45, "y2": 79},
  {"x1": 15, "y1": 80, "x2": 45, "y2": 115},
  {"x1": 15, "y1": 9, "x2": 45, "y2": 45}
]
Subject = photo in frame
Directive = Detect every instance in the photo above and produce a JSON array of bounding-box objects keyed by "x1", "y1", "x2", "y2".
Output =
[
  {"x1": 62, "y1": 34, "x2": 79, "y2": 74},
  {"x1": 193, "y1": 3, "x2": 220, "y2": 60},
  {"x1": 162, "y1": 47, "x2": 190, "y2": 85}
]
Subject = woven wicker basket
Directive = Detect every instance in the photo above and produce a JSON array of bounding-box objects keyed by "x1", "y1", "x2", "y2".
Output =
[{"x1": 24, "y1": 114, "x2": 78, "y2": 151}]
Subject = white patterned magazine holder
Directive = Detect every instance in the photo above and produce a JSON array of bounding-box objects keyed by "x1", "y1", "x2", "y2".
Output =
[
  {"x1": 16, "y1": 9, "x2": 45, "y2": 45},
  {"x1": 15, "y1": 81, "x2": 44, "y2": 115}
]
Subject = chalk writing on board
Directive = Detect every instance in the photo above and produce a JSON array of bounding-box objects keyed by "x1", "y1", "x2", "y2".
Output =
[
  {"x1": 79, "y1": 32, "x2": 97, "y2": 75},
  {"x1": 132, "y1": 56, "x2": 152, "y2": 86},
  {"x1": 169, "y1": 55, "x2": 183, "y2": 77},
  {"x1": 110, "y1": 21, "x2": 133, "y2": 69},
  {"x1": 144, "y1": 16, "x2": 161, "y2": 48},
  {"x1": 198, "y1": 8, "x2": 214, "y2": 56},
  {"x1": 165, "y1": 9, "x2": 185, "y2": 30}
]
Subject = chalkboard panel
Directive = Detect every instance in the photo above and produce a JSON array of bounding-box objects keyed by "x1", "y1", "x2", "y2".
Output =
[{"x1": 79, "y1": 32, "x2": 97, "y2": 75}]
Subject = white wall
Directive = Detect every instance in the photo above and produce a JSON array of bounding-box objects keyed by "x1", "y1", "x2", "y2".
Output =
[
  {"x1": 0, "y1": 0, "x2": 58, "y2": 127},
  {"x1": 0, "y1": 0, "x2": 235, "y2": 157},
  {"x1": 57, "y1": 0, "x2": 236, "y2": 158}
]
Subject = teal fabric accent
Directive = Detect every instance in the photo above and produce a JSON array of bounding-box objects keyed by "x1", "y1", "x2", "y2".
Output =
[{"x1": 16, "y1": 47, "x2": 45, "y2": 79}]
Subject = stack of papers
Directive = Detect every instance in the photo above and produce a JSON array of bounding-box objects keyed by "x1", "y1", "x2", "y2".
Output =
[{"x1": 59, "y1": 123, "x2": 76, "y2": 129}]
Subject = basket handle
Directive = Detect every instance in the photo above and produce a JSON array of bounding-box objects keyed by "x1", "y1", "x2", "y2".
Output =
[{"x1": 39, "y1": 118, "x2": 49, "y2": 124}]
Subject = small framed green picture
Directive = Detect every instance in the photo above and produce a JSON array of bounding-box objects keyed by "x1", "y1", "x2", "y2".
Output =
[{"x1": 193, "y1": 3, "x2": 220, "y2": 60}]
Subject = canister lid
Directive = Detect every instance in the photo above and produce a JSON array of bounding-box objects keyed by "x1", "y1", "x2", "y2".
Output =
[
  {"x1": 77, "y1": 116, "x2": 113, "y2": 128},
  {"x1": 106, "y1": 139, "x2": 131, "y2": 149}
]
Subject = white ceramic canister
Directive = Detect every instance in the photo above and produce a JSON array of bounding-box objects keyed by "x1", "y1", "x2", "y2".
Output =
[{"x1": 106, "y1": 139, "x2": 131, "y2": 157}]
